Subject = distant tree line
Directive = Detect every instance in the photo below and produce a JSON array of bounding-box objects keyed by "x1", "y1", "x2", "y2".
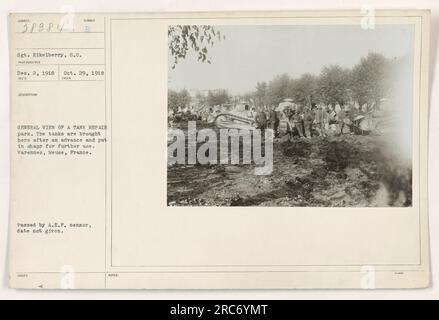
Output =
[
  {"x1": 168, "y1": 88, "x2": 232, "y2": 112},
  {"x1": 168, "y1": 89, "x2": 191, "y2": 113},
  {"x1": 168, "y1": 52, "x2": 396, "y2": 112},
  {"x1": 245, "y1": 52, "x2": 393, "y2": 110}
]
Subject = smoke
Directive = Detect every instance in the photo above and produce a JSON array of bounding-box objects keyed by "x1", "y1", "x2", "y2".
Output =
[{"x1": 385, "y1": 54, "x2": 414, "y2": 164}]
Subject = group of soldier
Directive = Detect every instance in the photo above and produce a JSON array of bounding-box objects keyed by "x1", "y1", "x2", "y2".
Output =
[
  {"x1": 169, "y1": 100, "x2": 372, "y2": 139},
  {"x1": 250, "y1": 103, "x2": 367, "y2": 139}
]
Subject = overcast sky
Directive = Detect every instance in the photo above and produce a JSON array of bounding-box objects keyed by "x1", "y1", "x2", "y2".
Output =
[{"x1": 168, "y1": 24, "x2": 414, "y2": 95}]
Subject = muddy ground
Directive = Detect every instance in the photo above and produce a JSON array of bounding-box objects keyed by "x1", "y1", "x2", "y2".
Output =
[{"x1": 167, "y1": 123, "x2": 412, "y2": 207}]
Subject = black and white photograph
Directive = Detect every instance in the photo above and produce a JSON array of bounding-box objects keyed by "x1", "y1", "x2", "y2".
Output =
[
  {"x1": 1, "y1": 5, "x2": 434, "y2": 296},
  {"x1": 167, "y1": 24, "x2": 414, "y2": 207}
]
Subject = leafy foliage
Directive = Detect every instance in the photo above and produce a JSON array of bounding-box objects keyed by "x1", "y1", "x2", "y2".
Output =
[
  {"x1": 168, "y1": 25, "x2": 225, "y2": 69},
  {"x1": 168, "y1": 89, "x2": 191, "y2": 112},
  {"x1": 350, "y1": 52, "x2": 391, "y2": 107},
  {"x1": 207, "y1": 89, "x2": 230, "y2": 106},
  {"x1": 291, "y1": 73, "x2": 319, "y2": 106},
  {"x1": 317, "y1": 65, "x2": 351, "y2": 106},
  {"x1": 242, "y1": 52, "x2": 391, "y2": 109},
  {"x1": 254, "y1": 82, "x2": 268, "y2": 107},
  {"x1": 168, "y1": 46, "x2": 392, "y2": 112},
  {"x1": 266, "y1": 74, "x2": 291, "y2": 106}
]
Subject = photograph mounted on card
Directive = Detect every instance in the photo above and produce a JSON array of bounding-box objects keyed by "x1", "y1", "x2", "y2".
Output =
[{"x1": 8, "y1": 10, "x2": 430, "y2": 289}]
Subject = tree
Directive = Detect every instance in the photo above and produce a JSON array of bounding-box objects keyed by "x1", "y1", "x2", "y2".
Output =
[
  {"x1": 267, "y1": 74, "x2": 291, "y2": 106},
  {"x1": 168, "y1": 90, "x2": 180, "y2": 112},
  {"x1": 179, "y1": 89, "x2": 191, "y2": 108},
  {"x1": 168, "y1": 89, "x2": 191, "y2": 112},
  {"x1": 241, "y1": 92, "x2": 256, "y2": 106},
  {"x1": 290, "y1": 73, "x2": 319, "y2": 106},
  {"x1": 207, "y1": 89, "x2": 230, "y2": 106},
  {"x1": 239, "y1": 52, "x2": 391, "y2": 110},
  {"x1": 318, "y1": 65, "x2": 351, "y2": 106},
  {"x1": 195, "y1": 92, "x2": 207, "y2": 105},
  {"x1": 254, "y1": 82, "x2": 268, "y2": 107},
  {"x1": 350, "y1": 52, "x2": 390, "y2": 108},
  {"x1": 168, "y1": 25, "x2": 225, "y2": 69}
]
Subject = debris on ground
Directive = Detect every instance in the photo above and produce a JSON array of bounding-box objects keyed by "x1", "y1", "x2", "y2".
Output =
[{"x1": 168, "y1": 125, "x2": 412, "y2": 207}]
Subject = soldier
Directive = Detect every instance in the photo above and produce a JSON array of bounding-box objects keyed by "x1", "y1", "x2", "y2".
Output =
[
  {"x1": 337, "y1": 106, "x2": 347, "y2": 135},
  {"x1": 303, "y1": 106, "x2": 314, "y2": 138},
  {"x1": 285, "y1": 109, "x2": 295, "y2": 140},
  {"x1": 267, "y1": 105, "x2": 280, "y2": 136},
  {"x1": 330, "y1": 105, "x2": 337, "y2": 123},
  {"x1": 348, "y1": 104, "x2": 361, "y2": 135},
  {"x1": 321, "y1": 105, "x2": 329, "y2": 133},
  {"x1": 292, "y1": 108, "x2": 304, "y2": 138},
  {"x1": 314, "y1": 104, "x2": 328, "y2": 137},
  {"x1": 254, "y1": 107, "x2": 267, "y2": 131},
  {"x1": 248, "y1": 106, "x2": 256, "y2": 120}
]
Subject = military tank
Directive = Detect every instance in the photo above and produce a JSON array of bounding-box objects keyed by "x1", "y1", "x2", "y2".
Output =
[{"x1": 212, "y1": 103, "x2": 257, "y2": 130}]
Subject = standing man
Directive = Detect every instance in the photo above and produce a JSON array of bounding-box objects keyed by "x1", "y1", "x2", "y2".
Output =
[
  {"x1": 337, "y1": 105, "x2": 347, "y2": 135},
  {"x1": 287, "y1": 108, "x2": 297, "y2": 140},
  {"x1": 292, "y1": 108, "x2": 304, "y2": 138},
  {"x1": 314, "y1": 104, "x2": 327, "y2": 137},
  {"x1": 268, "y1": 105, "x2": 279, "y2": 137},
  {"x1": 248, "y1": 106, "x2": 256, "y2": 121},
  {"x1": 254, "y1": 107, "x2": 267, "y2": 131},
  {"x1": 322, "y1": 105, "x2": 330, "y2": 134},
  {"x1": 303, "y1": 106, "x2": 314, "y2": 138}
]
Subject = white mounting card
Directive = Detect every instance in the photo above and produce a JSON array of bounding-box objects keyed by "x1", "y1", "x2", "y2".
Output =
[{"x1": 8, "y1": 10, "x2": 430, "y2": 289}]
